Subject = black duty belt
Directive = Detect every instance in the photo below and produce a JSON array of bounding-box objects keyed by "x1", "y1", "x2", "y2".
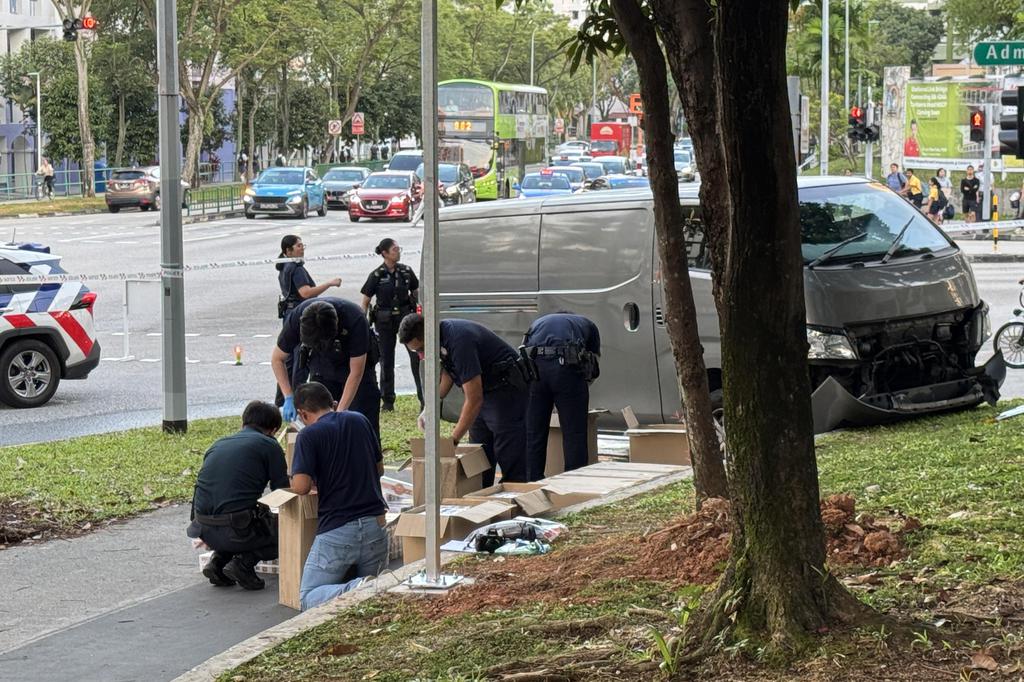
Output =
[
  {"x1": 526, "y1": 345, "x2": 576, "y2": 358},
  {"x1": 194, "y1": 508, "x2": 258, "y2": 528}
]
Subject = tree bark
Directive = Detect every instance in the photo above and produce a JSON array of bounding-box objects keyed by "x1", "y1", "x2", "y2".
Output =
[
  {"x1": 73, "y1": 39, "x2": 96, "y2": 197},
  {"x1": 609, "y1": 0, "x2": 728, "y2": 506},
  {"x1": 115, "y1": 93, "x2": 126, "y2": 169},
  {"x1": 183, "y1": 103, "x2": 205, "y2": 188},
  {"x1": 236, "y1": 76, "x2": 245, "y2": 181}
]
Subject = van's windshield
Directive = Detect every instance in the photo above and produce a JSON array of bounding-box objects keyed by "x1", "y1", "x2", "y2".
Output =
[{"x1": 799, "y1": 182, "x2": 953, "y2": 264}]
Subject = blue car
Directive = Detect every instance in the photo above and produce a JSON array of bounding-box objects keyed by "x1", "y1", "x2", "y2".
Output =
[
  {"x1": 516, "y1": 172, "x2": 575, "y2": 199},
  {"x1": 243, "y1": 167, "x2": 327, "y2": 219}
]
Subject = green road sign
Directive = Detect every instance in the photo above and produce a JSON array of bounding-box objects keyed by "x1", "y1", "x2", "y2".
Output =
[{"x1": 975, "y1": 42, "x2": 1024, "y2": 66}]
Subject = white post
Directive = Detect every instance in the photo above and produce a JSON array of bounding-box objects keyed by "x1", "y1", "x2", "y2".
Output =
[
  {"x1": 983, "y1": 102, "x2": 993, "y2": 221},
  {"x1": 820, "y1": 0, "x2": 830, "y2": 175},
  {"x1": 28, "y1": 73, "x2": 42, "y2": 172},
  {"x1": 123, "y1": 280, "x2": 131, "y2": 360},
  {"x1": 865, "y1": 88, "x2": 874, "y2": 179},
  {"x1": 844, "y1": 0, "x2": 850, "y2": 114},
  {"x1": 530, "y1": 27, "x2": 537, "y2": 87}
]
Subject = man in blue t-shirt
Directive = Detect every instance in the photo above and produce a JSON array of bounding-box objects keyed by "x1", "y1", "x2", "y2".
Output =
[
  {"x1": 273, "y1": 298, "x2": 381, "y2": 437},
  {"x1": 290, "y1": 382, "x2": 388, "y2": 611},
  {"x1": 398, "y1": 313, "x2": 529, "y2": 485}
]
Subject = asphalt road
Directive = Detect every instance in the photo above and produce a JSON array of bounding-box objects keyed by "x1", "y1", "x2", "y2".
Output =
[{"x1": 1, "y1": 209, "x2": 424, "y2": 446}]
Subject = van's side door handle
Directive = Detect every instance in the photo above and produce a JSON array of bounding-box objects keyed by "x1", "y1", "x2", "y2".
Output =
[{"x1": 624, "y1": 302, "x2": 640, "y2": 332}]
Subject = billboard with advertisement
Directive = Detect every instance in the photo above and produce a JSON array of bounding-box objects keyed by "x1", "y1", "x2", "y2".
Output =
[{"x1": 903, "y1": 79, "x2": 1022, "y2": 171}]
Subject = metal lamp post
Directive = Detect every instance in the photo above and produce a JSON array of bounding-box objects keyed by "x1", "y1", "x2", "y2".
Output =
[
  {"x1": 530, "y1": 27, "x2": 538, "y2": 86},
  {"x1": 820, "y1": 0, "x2": 830, "y2": 175},
  {"x1": 27, "y1": 72, "x2": 41, "y2": 171}
]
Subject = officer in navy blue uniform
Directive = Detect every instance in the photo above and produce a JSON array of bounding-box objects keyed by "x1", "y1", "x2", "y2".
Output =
[
  {"x1": 272, "y1": 297, "x2": 381, "y2": 436},
  {"x1": 522, "y1": 313, "x2": 601, "y2": 480},
  {"x1": 361, "y1": 238, "x2": 423, "y2": 411},
  {"x1": 398, "y1": 313, "x2": 530, "y2": 485}
]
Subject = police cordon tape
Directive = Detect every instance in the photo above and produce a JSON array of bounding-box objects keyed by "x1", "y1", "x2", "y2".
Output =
[
  {"x1": 942, "y1": 219, "x2": 1024, "y2": 234},
  {"x1": 0, "y1": 251, "x2": 422, "y2": 285}
]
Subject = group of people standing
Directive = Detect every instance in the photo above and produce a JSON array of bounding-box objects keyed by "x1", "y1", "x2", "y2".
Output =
[
  {"x1": 188, "y1": 234, "x2": 600, "y2": 611},
  {"x1": 886, "y1": 163, "x2": 982, "y2": 225}
]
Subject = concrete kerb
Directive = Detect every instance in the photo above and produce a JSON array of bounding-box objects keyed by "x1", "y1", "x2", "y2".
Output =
[
  {"x1": 172, "y1": 467, "x2": 694, "y2": 682},
  {"x1": 967, "y1": 254, "x2": 1024, "y2": 263},
  {"x1": 2, "y1": 209, "x2": 245, "y2": 223}
]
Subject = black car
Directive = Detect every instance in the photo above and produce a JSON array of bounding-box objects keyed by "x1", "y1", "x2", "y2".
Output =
[
  {"x1": 322, "y1": 166, "x2": 371, "y2": 209},
  {"x1": 417, "y1": 162, "x2": 476, "y2": 206}
]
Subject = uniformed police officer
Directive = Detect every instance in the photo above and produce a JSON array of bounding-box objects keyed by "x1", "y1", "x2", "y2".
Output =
[
  {"x1": 398, "y1": 313, "x2": 530, "y2": 485},
  {"x1": 360, "y1": 238, "x2": 423, "y2": 411},
  {"x1": 275, "y1": 235, "x2": 342, "y2": 406},
  {"x1": 272, "y1": 297, "x2": 381, "y2": 436},
  {"x1": 521, "y1": 312, "x2": 601, "y2": 480}
]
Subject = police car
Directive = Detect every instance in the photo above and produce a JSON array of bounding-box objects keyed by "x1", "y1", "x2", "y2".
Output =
[{"x1": 0, "y1": 244, "x2": 100, "y2": 408}]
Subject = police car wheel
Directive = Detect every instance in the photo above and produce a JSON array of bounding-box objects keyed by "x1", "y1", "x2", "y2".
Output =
[
  {"x1": 317, "y1": 200, "x2": 327, "y2": 217},
  {"x1": 0, "y1": 339, "x2": 61, "y2": 408},
  {"x1": 298, "y1": 198, "x2": 308, "y2": 219}
]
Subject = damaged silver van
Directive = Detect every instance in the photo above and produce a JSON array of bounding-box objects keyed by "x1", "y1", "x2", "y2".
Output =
[{"x1": 435, "y1": 176, "x2": 1004, "y2": 433}]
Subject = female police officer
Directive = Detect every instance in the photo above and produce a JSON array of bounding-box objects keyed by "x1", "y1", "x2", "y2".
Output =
[
  {"x1": 360, "y1": 238, "x2": 423, "y2": 411},
  {"x1": 275, "y1": 235, "x2": 341, "y2": 405}
]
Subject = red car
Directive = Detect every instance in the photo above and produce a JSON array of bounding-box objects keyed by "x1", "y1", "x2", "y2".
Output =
[{"x1": 348, "y1": 171, "x2": 423, "y2": 222}]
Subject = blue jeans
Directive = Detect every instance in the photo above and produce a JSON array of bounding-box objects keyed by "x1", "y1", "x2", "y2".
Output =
[{"x1": 299, "y1": 516, "x2": 387, "y2": 611}]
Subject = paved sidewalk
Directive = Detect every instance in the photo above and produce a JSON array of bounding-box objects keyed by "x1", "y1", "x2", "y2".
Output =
[{"x1": 0, "y1": 505, "x2": 291, "y2": 682}]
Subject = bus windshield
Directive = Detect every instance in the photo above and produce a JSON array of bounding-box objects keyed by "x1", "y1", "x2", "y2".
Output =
[
  {"x1": 439, "y1": 84, "x2": 494, "y2": 116},
  {"x1": 441, "y1": 139, "x2": 492, "y2": 178}
]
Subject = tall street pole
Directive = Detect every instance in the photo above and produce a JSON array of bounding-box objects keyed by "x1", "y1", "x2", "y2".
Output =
[
  {"x1": 530, "y1": 27, "x2": 537, "y2": 87},
  {"x1": 820, "y1": 0, "x2": 830, "y2": 175},
  {"x1": 28, "y1": 72, "x2": 41, "y2": 171},
  {"x1": 421, "y1": 0, "x2": 442, "y2": 581},
  {"x1": 157, "y1": 0, "x2": 187, "y2": 433},
  {"x1": 844, "y1": 0, "x2": 850, "y2": 114}
]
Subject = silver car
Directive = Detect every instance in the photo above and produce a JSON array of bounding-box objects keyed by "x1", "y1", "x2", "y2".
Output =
[
  {"x1": 322, "y1": 167, "x2": 370, "y2": 209},
  {"x1": 434, "y1": 176, "x2": 1004, "y2": 432}
]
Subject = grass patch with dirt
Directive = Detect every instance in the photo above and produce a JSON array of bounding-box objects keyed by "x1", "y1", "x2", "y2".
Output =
[
  {"x1": 224, "y1": 400, "x2": 1024, "y2": 681},
  {"x1": 1, "y1": 395, "x2": 424, "y2": 546},
  {"x1": 0, "y1": 196, "x2": 108, "y2": 217}
]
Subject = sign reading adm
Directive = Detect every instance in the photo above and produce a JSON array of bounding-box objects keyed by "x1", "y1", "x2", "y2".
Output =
[{"x1": 974, "y1": 42, "x2": 1024, "y2": 66}]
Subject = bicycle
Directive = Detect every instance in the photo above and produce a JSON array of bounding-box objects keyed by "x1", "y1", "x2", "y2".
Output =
[
  {"x1": 993, "y1": 282, "x2": 1024, "y2": 368},
  {"x1": 34, "y1": 175, "x2": 54, "y2": 201}
]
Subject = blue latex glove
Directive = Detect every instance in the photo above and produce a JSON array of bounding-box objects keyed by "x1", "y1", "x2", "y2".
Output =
[{"x1": 282, "y1": 395, "x2": 296, "y2": 422}]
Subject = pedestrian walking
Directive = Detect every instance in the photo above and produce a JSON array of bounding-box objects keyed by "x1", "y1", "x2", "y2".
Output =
[
  {"x1": 360, "y1": 238, "x2": 423, "y2": 412},
  {"x1": 237, "y1": 151, "x2": 249, "y2": 181},
  {"x1": 290, "y1": 382, "x2": 388, "y2": 611},
  {"x1": 276, "y1": 235, "x2": 342, "y2": 406},
  {"x1": 275, "y1": 152, "x2": 287, "y2": 167},
  {"x1": 886, "y1": 163, "x2": 907, "y2": 193},
  {"x1": 398, "y1": 313, "x2": 531, "y2": 485},
  {"x1": 937, "y1": 167, "x2": 955, "y2": 214},
  {"x1": 902, "y1": 169, "x2": 924, "y2": 207},
  {"x1": 522, "y1": 312, "x2": 601, "y2": 481},
  {"x1": 272, "y1": 298, "x2": 381, "y2": 436},
  {"x1": 961, "y1": 165, "x2": 981, "y2": 222},
  {"x1": 186, "y1": 401, "x2": 288, "y2": 591},
  {"x1": 36, "y1": 157, "x2": 55, "y2": 200},
  {"x1": 924, "y1": 176, "x2": 948, "y2": 225}
]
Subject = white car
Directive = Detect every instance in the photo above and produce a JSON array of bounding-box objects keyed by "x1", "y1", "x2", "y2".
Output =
[
  {"x1": 555, "y1": 140, "x2": 590, "y2": 155},
  {"x1": 674, "y1": 150, "x2": 696, "y2": 182},
  {"x1": 0, "y1": 244, "x2": 100, "y2": 408}
]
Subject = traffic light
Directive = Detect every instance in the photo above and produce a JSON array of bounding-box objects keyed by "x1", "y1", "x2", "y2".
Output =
[
  {"x1": 847, "y1": 106, "x2": 865, "y2": 141},
  {"x1": 970, "y1": 109, "x2": 985, "y2": 144},
  {"x1": 61, "y1": 15, "x2": 97, "y2": 40},
  {"x1": 1000, "y1": 86, "x2": 1024, "y2": 158}
]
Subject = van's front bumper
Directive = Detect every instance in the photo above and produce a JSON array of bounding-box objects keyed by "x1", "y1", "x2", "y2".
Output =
[{"x1": 811, "y1": 352, "x2": 1006, "y2": 433}]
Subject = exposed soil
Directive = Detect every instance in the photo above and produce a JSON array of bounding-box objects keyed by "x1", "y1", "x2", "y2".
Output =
[
  {"x1": 0, "y1": 499, "x2": 65, "y2": 548},
  {"x1": 820, "y1": 493, "x2": 919, "y2": 567}
]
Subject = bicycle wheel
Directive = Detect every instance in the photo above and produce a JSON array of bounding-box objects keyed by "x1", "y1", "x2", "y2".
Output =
[{"x1": 994, "y1": 321, "x2": 1024, "y2": 368}]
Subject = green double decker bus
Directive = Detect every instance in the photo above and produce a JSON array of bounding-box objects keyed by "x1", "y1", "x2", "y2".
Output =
[{"x1": 438, "y1": 79, "x2": 549, "y2": 200}]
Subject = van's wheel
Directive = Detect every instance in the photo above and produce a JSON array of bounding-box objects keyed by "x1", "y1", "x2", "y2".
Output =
[{"x1": 0, "y1": 339, "x2": 61, "y2": 408}]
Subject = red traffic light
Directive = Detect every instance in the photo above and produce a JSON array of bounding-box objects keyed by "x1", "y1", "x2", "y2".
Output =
[
  {"x1": 850, "y1": 106, "x2": 863, "y2": 120},
  {"x1": 970, "y1": 110, "x2": 984, "y2": 129},
  {"x1": 81, "y1": 15, "x2": 98, "y2": 30}
]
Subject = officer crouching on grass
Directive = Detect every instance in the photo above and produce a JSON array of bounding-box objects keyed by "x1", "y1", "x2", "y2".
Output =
[
  {"x1": 272, "y1": 298, "x2": 382, "y2": 437},
  {"x1": 521, "y1": 312, "x2": 601, "y2": 481},
  {"x1": 187, "y1": 401, "x2": 289, "y2": 591},
  {"x1": 398, "y1": 313, "x2": 531, "y2": 485}
]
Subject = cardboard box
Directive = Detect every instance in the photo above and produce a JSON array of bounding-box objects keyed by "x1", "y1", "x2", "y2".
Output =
[
  {"x1": 283, "y1": 430, "x2": 299, "y2": 473},
  {"x1": 258, "y1": 488, "x2": 318, "y2": 610},
  {"x1": 403, "y1": 439, "x2": 492, "y2": 506},
  {"x1": 463, "y1": 482, "x2": 552, "y2": 516},
  {"x1": 539, "y1": 474, "x2": 631, "y2": 510},
  {"x1": 622, "y1": 406, "x2": 690, "y2": 466},
  {"x1": 544, "y1": 409, "x2": 609, "y2": 477},
  {"x1": 394, "y1": 498, "x2": 514, "y2": 564}
]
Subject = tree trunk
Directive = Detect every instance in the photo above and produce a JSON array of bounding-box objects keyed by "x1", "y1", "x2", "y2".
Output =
[
  {"x1": 609, "y1": 0, "x2": 728, "y2": 505},
  {"x1": 248, "y1": 96, "x2": 259, "y2": 177},
  {"x1": 639, "y1": 0, "x2": 869, "y2": 655},
  {"x1": 115, "y1": 93, "x2": 126, "y2": 168},
  {"x1": 280, "y1": 66, "x2": 290, "y2": 157},
  {"x1": 73, "y1": 39, "x2": 96, "y2": 197},
  {"x1": 183, "y1": 103, "x2": 205, "y2": 187},
  {"x1": 236, "y1": 77, "x2": 245, "y2": 181}
]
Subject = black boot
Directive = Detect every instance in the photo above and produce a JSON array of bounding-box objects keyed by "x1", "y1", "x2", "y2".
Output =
[
  {"x1": 202, "y1": 552, "x2": 236, "y2": 587},
  {"x1": 223, "y1": 554, "x2": 265, "y2": 590}
]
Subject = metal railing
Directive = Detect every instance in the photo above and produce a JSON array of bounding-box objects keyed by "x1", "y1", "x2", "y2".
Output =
[{"x1": 184, "y1": 184, "x2": 247, "y2": 216}]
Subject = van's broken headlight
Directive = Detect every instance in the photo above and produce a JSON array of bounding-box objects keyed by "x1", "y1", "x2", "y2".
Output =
[{"x1": 807, "y1": 327, "x2": 858, "y2": 360}]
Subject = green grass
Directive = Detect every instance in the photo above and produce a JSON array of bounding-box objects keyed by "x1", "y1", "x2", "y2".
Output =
[
  {"x1": 0, "y1": 395, "x2": 425, "y2": 534},
  {"x1": 222, "y1": 400, "x2": 1024, "y2": 681},
  {"x1": 0, "y1": 196, "x2": 108, "y2": 217}
]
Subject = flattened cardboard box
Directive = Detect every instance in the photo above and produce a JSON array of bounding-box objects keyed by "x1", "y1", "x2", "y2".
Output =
[
  {"x1": 462, "y1": 482, "x2": 552, "y2": 516},
  {"x1": 402, "y1": 438, "x2": 492, "y2": 506},
  {"x1": 544, "y1": 409, "x2": 609, "y2": 477},
  {"x1": 258, "y1": 487, "x2": 318, "y2": 610},
  {"x1": 394, "y1": 498, "x2": 514, "y2": 564},
  {"x1": 622, "y1": 406, "x2": 691, "y2": 466},
  {"x1": 538, "y1": 472, "x2": 631, "y2": 510}
]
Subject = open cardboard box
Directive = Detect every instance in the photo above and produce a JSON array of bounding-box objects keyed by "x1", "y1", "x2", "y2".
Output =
[
  {"x1": 393, "y1": 498, "x2": 514, "y2": 564},
  {"x1": 402, "y1": 438, "x2": 492, "y2": 506},
  {"x1": 544, "y1": 408, "x2": 609, "y2": 477},
  {"x1": 622, "y1": 406, "x2": 690, "y2": 466},
  {"x1": 462, "y1": 482, "x2": 552, "y2": 516},
  {"x1": 258, "y1": 488, "x2": 318, "y2": 610}
]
